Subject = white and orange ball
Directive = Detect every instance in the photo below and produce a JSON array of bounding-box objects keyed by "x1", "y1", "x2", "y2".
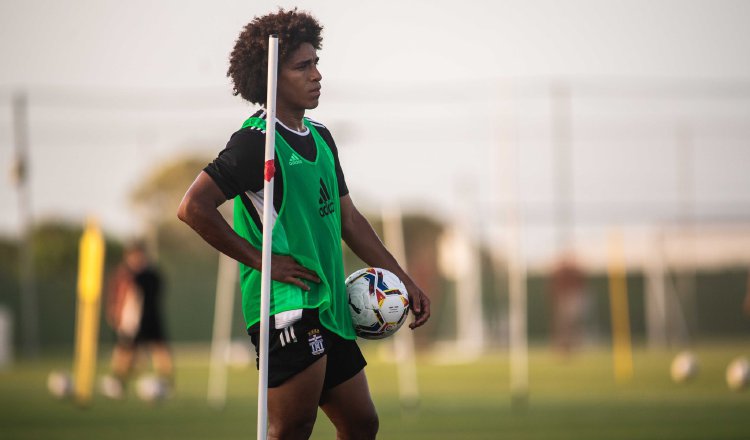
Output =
[
  {"x1": 47, "y1": 370, "x2": 73, "y2": 399},
  {"x1": 670, "y1": 351, "x2": 699, "y2": 383},
  {"x1": 346, "y1": 268, "x2": 410, "y2": 340},
  {"x1": 136, "y1": 374, "x2": 169, "y2": 402},
  {"x1": 726, "y1": 357, "x2": 750, "y2": 391}
]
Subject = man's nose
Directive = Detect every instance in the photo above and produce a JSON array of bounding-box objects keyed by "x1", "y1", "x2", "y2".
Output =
[{"x1": 311, "y1": 64, "x2": 322, "y2": 82}]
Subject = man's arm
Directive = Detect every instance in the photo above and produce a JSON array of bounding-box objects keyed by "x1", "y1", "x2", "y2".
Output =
[
  {"x1": 339, "y1": 194, "x2": 431, "y2": 329},
  {"x1": 177, "y1": 171, "x2": 320, "y2": 290}
]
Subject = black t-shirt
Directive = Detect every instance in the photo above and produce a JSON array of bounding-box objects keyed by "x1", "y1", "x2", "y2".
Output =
[{"x1": 204, "y1": 109, "x2": 348, "y2": 223}]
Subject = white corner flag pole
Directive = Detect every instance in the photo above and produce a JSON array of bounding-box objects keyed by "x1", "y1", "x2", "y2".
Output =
[
  {"x1": 382, "y1": 204, "x2": 420, "y2": 410},
  {"x1": 257, "y1": 34, "x2": 278, "y2": 440}
]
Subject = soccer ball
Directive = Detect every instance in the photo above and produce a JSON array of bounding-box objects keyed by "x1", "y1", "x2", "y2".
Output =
[
  {"x1": 47, "y1": 370, "x2": 73, "y2": 399},
  {"x1": 135, "y1": 374, "x2": 169, "y2": 402},
  {"x1": 726, "y1": 357, "x2": 750, "y2": 391},
  {"x1": 346, "y1": 268, "x2": 410, "y2": 340},
  {"x1": 670, "y1": 351, "x2": 699, "y2": 383},
  {"x1": 99, "y1": 374, "x2": 124, "y2": 400}
]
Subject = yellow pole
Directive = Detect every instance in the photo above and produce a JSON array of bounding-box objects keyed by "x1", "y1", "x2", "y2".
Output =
[
  {"x1": 608, "y1": 229, "x2": 633, "y2": 383},
  {"x1": 73, "y1": 218, "x2": 105, "y2": 406}
]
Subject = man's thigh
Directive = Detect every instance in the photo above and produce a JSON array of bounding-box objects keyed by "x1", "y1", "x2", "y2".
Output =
[
  {"x1": 319, "y1": 369, "x2": 378, "y2": 438},
  {"x1": 267, "y1": 356, "x2": 327, "y2": 432}
]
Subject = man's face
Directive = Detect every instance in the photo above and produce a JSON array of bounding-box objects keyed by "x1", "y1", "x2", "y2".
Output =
[
  {"x1": 276, "y1": 42, "x2": 322, "y2": 112},
  {"x1": 125, "y1": 249, "x2": 146, "y2": 271}
]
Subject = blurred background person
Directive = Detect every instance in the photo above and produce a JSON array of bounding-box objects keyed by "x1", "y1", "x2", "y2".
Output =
[
  {"x1": 101, "y1": 241, "x2": 173, "y2": 399},
  {"x1": 548, "y1": 253, "x2": 589, "y2": 357}
]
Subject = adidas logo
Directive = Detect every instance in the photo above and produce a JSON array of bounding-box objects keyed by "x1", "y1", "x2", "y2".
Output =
[
  {"x1": 318, "y1": 179, "x2": 335, "y2": 217},
  {"x1": 279, "y1": 326, "x2": 297, "y2": 347},
  {"x1": 288, "y1": 153, "x2": 302, "y2": 166}
]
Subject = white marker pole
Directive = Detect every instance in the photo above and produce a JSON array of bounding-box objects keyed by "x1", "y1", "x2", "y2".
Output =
[
  {"x1": 257, "y1": 34, "x2": 278, "y2": 440},
  {"x1": 382, "y1": 204, "x2": 420, "y2": 409},
  {"x1": 208, "y1": 251, "x2": 238, "y2": 409}
]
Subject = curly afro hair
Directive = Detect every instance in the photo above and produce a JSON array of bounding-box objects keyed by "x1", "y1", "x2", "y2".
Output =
[{"x1": 228, "y1": 8, "x2": 323, "y2": 105}]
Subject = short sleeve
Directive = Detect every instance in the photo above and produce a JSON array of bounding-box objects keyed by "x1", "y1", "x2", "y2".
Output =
[
  {"x1": 203, "y1": 128, "x2": 266, "y2": 199},
  {"x1": 315, "y1": 126, "x2": 349, "y2": 197}
]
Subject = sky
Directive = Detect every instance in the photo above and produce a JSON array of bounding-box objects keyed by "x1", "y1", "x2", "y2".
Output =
[{"x1": 1, "y1": 0, "x2": 749, "y2": 263}]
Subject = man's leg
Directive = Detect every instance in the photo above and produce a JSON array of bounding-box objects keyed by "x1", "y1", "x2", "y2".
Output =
[
  {"x1": 150, "y1": 343, "x2": 174, "y2": 378},
  {"x1": 267, "y1": 355, "x2": 327, "y2": 440},
  {"x1": 111, "y1": 342, "x2": 136, "y2": 379},
  {"x1": 101, "y1": 341, "x2": 136, "y2": 399},
  {"x1": 319, "y1": 370, "x2": 378, "y2": 440}
]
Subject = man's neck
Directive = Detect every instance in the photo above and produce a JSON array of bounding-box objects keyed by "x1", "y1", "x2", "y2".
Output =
[{"x1": 275, "y1": 108, "x2": 305, "y2": 132}]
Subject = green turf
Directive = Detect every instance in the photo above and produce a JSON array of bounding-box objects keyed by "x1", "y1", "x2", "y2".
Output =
[{"x1": 1, "y1": 343, "x2": 749, "y2": 439}]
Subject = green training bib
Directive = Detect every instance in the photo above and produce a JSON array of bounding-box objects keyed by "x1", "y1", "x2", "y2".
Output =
[{"x1": 233, "y1": 117, "x2": 355, "y2": 339}]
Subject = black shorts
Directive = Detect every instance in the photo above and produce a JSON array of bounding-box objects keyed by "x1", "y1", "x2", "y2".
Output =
[
  {"x1": 116, "y1": 315, "x2": 167, "y2": 348},
  {"x1": 248, "y1": 308, "x2": 366, "y2": 389}
]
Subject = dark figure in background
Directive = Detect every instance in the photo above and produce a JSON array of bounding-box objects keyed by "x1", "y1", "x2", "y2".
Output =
[
  {"x1": 101, "y1": 241, "x2": 173, "y2": 399},
  {"x1": 548, "y1": 254, "x2": 588, "y2": 357}
]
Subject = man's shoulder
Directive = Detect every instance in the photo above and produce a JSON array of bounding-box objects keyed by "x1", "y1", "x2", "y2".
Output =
[
  {"x1": 305, "y1": 116, "x2": 332, "y2": 136},
  {"x1": 230, "y1": 126, "x2": 265, "y2": 144},
  {"x1": 304, "y1": 116, "x2": 336, "y2": 148},
  {"x1": 228, "y1": 109, "x2": 267, "y2": 149}
]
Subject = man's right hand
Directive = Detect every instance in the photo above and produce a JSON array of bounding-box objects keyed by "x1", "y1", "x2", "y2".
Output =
[
  {"x1": 177, "y1": 172, "x2": 321, "y2": 291},
  {"x1": 270, "y1": 255, "x2": 321, "y2": 290}
]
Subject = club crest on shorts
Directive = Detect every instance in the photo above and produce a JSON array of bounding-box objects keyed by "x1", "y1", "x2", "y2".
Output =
[{"x1": 307, "y1": 329, "x2": 325, "y2": 356}]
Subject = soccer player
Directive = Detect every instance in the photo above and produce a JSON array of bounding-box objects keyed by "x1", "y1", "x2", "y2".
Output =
[
  {"x1": 177, "y1": 9, "x2": 430, "y2": 440},
  {"x1": 102, "y1": 241, "x2": 173, "y2": 399}
]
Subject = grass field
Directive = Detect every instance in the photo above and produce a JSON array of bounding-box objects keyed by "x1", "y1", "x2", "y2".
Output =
[{"x1": 2, "y1": 342, "x2": 749, "y2": 440}]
